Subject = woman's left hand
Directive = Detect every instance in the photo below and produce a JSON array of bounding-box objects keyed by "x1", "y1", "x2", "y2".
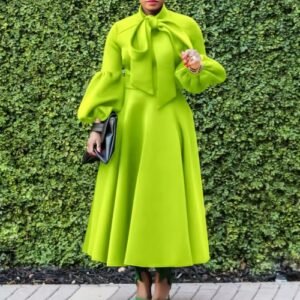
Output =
[{"x1": 181, "y1": 49, "x2": 203, "y2": 71}]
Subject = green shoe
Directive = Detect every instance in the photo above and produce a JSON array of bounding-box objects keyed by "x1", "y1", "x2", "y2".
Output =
[{"x1": 134, "y1": 267, "x2": 153, "y2": 300}]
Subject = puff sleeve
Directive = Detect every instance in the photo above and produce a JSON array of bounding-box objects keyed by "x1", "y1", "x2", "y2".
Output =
[
  {"x1": 175, "y1": 19, "x2": 226, "y2": 94},
  {"x1": 77, "y1": 23, "x2": 124, "y2": 124}
]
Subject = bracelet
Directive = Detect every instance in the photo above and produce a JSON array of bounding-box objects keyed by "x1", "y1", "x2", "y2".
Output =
[
  {"x1": 91, "y1": 122, "x2": 104, "y2": 133},
  {"x1": 188, "y1": 63, "x2": 204, "y2": 74},
  {"x1": 189, "y1": 67, "x2": 200, "y2": 74}
]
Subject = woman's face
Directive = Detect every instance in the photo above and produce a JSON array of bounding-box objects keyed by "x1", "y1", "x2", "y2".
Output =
[{"x1": 139, "y1": 0, "x2": 165, "y2": 15}]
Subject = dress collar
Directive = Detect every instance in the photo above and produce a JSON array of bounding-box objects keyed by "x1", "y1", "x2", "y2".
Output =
[{"x1": 138, "y1": 3, "x2": 169, "y2": 20}]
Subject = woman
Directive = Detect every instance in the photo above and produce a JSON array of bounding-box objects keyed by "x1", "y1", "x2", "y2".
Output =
[{"x1": 77, "y1": 0, "x2": 226, "y2": 299}]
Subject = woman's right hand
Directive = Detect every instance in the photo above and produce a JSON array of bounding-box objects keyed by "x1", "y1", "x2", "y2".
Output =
[{"x1": 87, "y1": 131, "x2": 102, "y2": 156}]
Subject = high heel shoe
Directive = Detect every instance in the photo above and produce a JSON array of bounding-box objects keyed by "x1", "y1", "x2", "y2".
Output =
[
  {"x1": 134, "y1": 267, "x2": 153, "y2": 300},
  {"x1": 153, "y1": 267, "x2": 173, "y2": 300}
]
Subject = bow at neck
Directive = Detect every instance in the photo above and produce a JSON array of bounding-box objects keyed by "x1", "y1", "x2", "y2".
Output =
[{"x1": 129, "y1": 4, "x2": 193, "y2": 108}]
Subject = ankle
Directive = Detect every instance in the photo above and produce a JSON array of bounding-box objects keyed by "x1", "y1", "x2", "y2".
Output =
[
  {"x1": 135, "y1": 268, "x2": 152, "y2": 298},
  {"x1": 153, "y1": 268, "x2": 172, "y2": 300}
]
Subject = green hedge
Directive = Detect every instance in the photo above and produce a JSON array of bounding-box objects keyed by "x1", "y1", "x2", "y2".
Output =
[{"x1": 0, "y1": 0, "x2": 299, "y2": 275}]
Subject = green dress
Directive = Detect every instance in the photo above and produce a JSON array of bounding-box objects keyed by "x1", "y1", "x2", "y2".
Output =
[{"x1": 77, "y1": 3, "x2": 226, "y2": 267}]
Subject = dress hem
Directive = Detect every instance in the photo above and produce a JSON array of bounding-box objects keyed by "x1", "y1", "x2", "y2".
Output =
[{"x1": 82, "y1": 249, "x2": 210, "y2": 268}]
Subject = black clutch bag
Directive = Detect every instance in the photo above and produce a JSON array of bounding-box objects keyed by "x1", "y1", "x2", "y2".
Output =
[{"x1": 82, "y1": 111, "x2": 118, "y2": 164}]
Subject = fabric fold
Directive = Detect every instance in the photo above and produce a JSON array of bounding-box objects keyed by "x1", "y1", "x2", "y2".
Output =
[{"x1": 77, "y1": 70, "x2": 125, "y2": 124}]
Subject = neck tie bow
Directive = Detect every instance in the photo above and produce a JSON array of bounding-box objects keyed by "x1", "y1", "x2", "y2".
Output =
[{"x1": 129, "y1": 4, "x2": 193, "y2": 108}]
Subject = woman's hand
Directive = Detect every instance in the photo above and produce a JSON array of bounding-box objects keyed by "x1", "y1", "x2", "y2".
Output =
[
  {"x1": 87, "y1": 131, "x2": 102, "y2": 156},
  {"x1": 181, "y1": 49, "x2": 203, "y2": 72}
]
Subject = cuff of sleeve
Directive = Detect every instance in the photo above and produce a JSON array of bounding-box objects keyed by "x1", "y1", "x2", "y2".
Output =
[
  {"x1": 175, "y1": 60, "x2": 206, "y2": 93},
  {"x1": 77, "y1": 70, "x2": 124, "y2": 124},
  {"x1": 175, "y1": 54, "x2": 226, "y2": 94}
]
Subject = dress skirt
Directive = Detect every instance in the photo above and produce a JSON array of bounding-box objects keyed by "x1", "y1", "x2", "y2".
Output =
[{"x1": 81, "y1": 85, "x2": 210, "y2": 267}]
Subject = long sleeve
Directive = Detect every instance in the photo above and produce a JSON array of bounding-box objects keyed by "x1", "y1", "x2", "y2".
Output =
[
  {"x1": 77, "y1": 23, "x2": 124, "y2": 124},
  {"x1": 175, "y1": 19, "x2": 226, "y2": 94}
]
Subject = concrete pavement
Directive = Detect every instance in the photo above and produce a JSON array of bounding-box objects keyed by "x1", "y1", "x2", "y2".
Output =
[{"x1": 1, "y1": 282, "x2": 300, "y2": 300}]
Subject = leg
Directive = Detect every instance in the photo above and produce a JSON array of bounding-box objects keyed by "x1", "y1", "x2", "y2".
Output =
[
  {"x1": 134, "y1": 266, "x2": 153, "y2": 299},
  {"x1": 152, "y1": 267, "x2": 173, "y2": 300}
]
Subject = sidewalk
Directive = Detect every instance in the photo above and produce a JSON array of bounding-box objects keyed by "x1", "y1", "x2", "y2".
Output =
[{"x1": 1, "y1": 282, "x2": 300, "y2": 300}]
